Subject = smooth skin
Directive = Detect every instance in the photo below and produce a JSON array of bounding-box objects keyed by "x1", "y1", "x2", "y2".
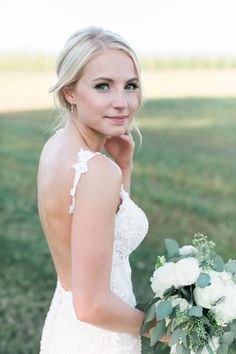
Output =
[{"x1": 37, "y1": 48, "x2": 168, "y2": 342}]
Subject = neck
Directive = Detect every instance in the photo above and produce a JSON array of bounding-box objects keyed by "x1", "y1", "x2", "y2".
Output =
[{"x1": 64, "y1": 116, "x2": 107, "y2": 153}]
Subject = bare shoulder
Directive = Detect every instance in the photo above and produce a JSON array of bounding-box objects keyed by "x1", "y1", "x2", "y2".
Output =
[
  {"x1": 72, "y1": 154, "x2": 123, "y2": 215},
  {"x1": 87, "y1": 153, "x2": 122, "y2": 180}
]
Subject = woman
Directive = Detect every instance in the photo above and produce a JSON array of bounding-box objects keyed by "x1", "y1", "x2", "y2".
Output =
[{"x1": 37, "y1": 26, "x2": 164, "y2": 353}]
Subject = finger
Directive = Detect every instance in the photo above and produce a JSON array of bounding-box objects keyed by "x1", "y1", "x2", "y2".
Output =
[{"x1": 124, "y1": 128, "x2": 131, "y2": 135}]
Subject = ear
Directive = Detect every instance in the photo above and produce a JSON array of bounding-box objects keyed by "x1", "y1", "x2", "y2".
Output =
[{"x1": 62, "y1": 86, "x2": 75, "y2": 105}]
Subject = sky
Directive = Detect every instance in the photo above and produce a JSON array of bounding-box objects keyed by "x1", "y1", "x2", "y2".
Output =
[{"x1": 1, "y1": 0, "x2": 236, "y2": 56}]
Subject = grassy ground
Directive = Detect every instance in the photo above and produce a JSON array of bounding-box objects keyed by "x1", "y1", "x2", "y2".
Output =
[{"x1": 0, "y1": 97, "x2": 235, "y2": 353}]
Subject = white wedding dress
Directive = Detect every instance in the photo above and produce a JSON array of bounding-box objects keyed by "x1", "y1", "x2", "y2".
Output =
[{"x1": 39, "y1": 143, "x2": 149, "y2": 354}]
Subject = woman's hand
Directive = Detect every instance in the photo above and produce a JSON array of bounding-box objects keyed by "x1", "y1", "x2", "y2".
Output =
[
  {"x1": 143, "y1": 317, "x2": 169, "y2": 343},
  {"x1": 104, "y1": 129, "x2": 134, "y2": 170}
]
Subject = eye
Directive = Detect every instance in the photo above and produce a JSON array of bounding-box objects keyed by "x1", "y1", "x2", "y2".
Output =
[
  {"x1": 95, "y1": 82, "x2": 109, "y2": 90},
  {"x1": 126, "y1": 82, "x2": 139, "y2": 90}
]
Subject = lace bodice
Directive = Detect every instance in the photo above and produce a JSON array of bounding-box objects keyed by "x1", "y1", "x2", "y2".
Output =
[{"x1": 39, "y1": 135, "x2": 149, "y2": 353}]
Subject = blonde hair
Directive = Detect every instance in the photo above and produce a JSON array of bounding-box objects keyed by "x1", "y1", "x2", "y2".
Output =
[{"x1": 48, "y1": 26, "x2": 144, "y2": 149}]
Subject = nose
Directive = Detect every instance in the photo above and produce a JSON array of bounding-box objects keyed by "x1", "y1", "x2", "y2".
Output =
[{"x1": 112, "y1": 90, "x2": 128, "y2": 109}]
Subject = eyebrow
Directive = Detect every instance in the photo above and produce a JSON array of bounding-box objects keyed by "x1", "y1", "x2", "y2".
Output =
[{"x1": 92, "y1": 77, "x2": 139, "y2": 83}]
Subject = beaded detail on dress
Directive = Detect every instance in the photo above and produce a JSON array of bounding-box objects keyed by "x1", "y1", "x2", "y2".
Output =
[{"x1": 39, "y1": 137, "x2": 149, "y2": 353}]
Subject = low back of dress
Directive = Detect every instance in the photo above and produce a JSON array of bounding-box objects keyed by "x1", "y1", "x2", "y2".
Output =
[{"x1": 39, "y1": 138, "x2": 149, "y2": 354}]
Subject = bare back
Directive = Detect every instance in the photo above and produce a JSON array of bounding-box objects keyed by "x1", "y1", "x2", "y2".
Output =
[{"x1": 37, "y1": 129, "x2": 122, "y2": 291}]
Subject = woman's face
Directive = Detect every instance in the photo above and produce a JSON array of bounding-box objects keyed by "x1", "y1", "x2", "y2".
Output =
[{"x1": 67, "y1": 49, "x2": 140, "y2": 137}]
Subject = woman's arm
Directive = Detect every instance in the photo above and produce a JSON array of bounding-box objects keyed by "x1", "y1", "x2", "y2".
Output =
[
  {"x1": 70, "y1": 154, "x2": 145, "y2": 336},
  {"x1": 121, "y1": 163, "x2": 133, "y2": 194}
]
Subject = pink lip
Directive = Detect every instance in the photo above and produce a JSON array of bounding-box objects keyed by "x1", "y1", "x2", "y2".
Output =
[{"x1": 107, "y1": 116, "x2": 128, "y2": 120}]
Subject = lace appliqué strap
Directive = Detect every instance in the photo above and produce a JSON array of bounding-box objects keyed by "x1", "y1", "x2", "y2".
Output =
[{"x1": 69, "y1": 148, "x2": 101, "y2": 214}]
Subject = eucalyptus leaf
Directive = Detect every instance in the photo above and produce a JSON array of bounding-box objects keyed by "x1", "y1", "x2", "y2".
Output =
[
  {"x1": 229, "y1": 319, "x2": 236, "y2": 334},
  {"x1": 176, "y1": 343, "x2": 185, "y2": 354},
  {"x1": 212, "y1": 255, "x2": 225, "y2": 272},
  {"x1": 144, "y1": 303, "x2": 156, "y2": 323},
  {"x1": 163, "y1": 285, "x2": 176, "y2": 297},
  {"x1": 181, "y1": 331, "x2": 188, "y2": 348},
  {"x1": 196, "y1": 273, "x2": 211, "y2": 288},
  {"x1": 205, "y1": 343, "x2": 214, "y2": 354},
  {"x1": 179, "y1": 286, "x2": 192, "y2": 302},
  {"x1": 168, "y1": 328, "x2": 182, "y2": 347},
  {"x1": 195, "y1": 346, "x2": 204, "y2": 354},
  {"x1": 224, "y1": 261, "x2": 236, "y2": 273},
  {"x1": 140, "y1": 320, "x2": 154, "y2": 336},
  {"x1": 222, "y1": 331, "x2": 235, "y2": 345},
  {"x1": 152, "y1": 341, "x2": 162, "y2": 353},
  {"x1": 170, "y1": 304, "x2": 180, "y2": 319},
  {"x1": 135, "y1": 302, "x2": 146, "y2": 311},
  {"x1": 166, "y1": 320, "x2": 172, "y2": 337},
  {"x1": 168, "y1": 256, "x2": 183, "y2": 262},
  {"x1": 149, "y1": 296, "x2": 162, "y2": 306},
  {"x1": 188, "y1": 306, "x2": 203, "y2": 317},
  {"x1": 217, "y1": 343, "x2": 229, "y2": 354},
  {"x1": 150, "y1": 319, "x2": 166, "y2": 346},
  {"x1": 156, "y1": 300, "x2": 173, "y2": 321},
  {"x1": 184, "y1": 347, "x2": 191, "y2": 354},
  {"x1": 165, "y1": 239, "x2": 180, "y2": 258},
  {"x1": 191, "y1": 332, "x2": 202, "y2": 345}
]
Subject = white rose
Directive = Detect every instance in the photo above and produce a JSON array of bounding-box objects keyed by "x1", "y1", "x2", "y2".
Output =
[
  {"x1": 179, "y1": 245, "x2": 197, "y2": 256},
  {"x1": 193, "y1": 271, "x2": 225, "y2": 309},
  {"x1": 218, "y1": 271, "x2": 234, "y2": 286},
  {"x1": 175, "y1": 257, "x2": 200, "y2": 287},
  {"x1": 150, "y1": 262, "x2": 177, "y2": 297},
  {"x1": 214, "y1": 283, "x2": 236, "y2": 323}
]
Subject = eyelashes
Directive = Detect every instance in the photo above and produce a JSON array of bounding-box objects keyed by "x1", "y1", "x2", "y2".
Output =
[{"x1": 95, "y1": 82, "x2": 139, "y2": 91}]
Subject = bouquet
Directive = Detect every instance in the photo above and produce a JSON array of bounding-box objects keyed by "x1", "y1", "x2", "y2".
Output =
[{"x1": 138, "y1": 233, "x2": 236, "y2": 354}]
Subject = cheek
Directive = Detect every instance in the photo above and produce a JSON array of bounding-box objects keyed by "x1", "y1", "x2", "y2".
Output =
[
  {"x1": 129, "y1": 95, "x2": 139, "y2": 112},
  {"x1": 79, "y1": 95, "x2": 105, "y2": 116}
]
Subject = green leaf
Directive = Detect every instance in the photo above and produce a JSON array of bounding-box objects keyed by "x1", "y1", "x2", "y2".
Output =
[
  {"x1": 188, "y1": 306, "x2": 203, "y2": 317},
  {"x1": 191, "y1": 332, "x2": 202, "y2": 345},
  {"x1": 156, "y1": 300, "x2": 173, "y2": 320},
  {"x1": 222, "y1": 331, "x2": 235, "y2": 345},
  {"x1": 135, "y1": 302, "x2": 146, "y2": 311},
  {"x1": 229, "y1": 319, "x2": 236, "y2": 334},
  {"x1": 168, "y1": 328, "x2": 182, "y2": 347},
  {"x1": 152, "y1": 341, "x2": 162, "y2": 353},
  {"x1": 150, "y1": 319, "x2": 166, "y2": 346},
  {"x1": 165, "y1": 239, "x2": 180, "y2": 258},
  {"x1": 163, "y1": 285, "x2": 175, "y2": 297},
  {"x1": 144, "y1": 303, "x2": 156, "y2": 323},
  {"x1": 205, "y1": 343, "x2": 214, "y2": 354},
  {"x1": 212, "y1": 255, "x2": 225, "y2": 272},
  {"x1": 140, "y1": 320, "x2": 152, "y2": 336},
  {"x1": 224, "y1": 260, "x2": 236, "y2": 273},
  {"x1": 181, "y1": 332, "x2": 187, "y2": 348},
  {"x1": 179, "y1": 286, "x2": 192, "y2": 302},
  {"x1": 196, "y1": 273, "x2": 211, "y2": 288},
  {"x1": 217, "y1": 343, "x2": 229, "y2": 354},
  {"x1": 232, "y1": 273, "x2": 236, "y2": 284},
  {"x1": 213, "y1": 296, "x2": 225, "y2": 306},
  {"x1": 169, "y1": 304, "x2": 180, "y2": 320},
  {"x1": 176, "y1": 343, "x2": 185, "y2": 354},
  {"x1": 166, "y1": 320, "x2": 172, "y2": 337}
]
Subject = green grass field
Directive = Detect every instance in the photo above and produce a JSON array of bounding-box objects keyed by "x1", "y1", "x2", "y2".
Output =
[{"x1": 0, "y1": 97, "x2": 236, "y2": 353}]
